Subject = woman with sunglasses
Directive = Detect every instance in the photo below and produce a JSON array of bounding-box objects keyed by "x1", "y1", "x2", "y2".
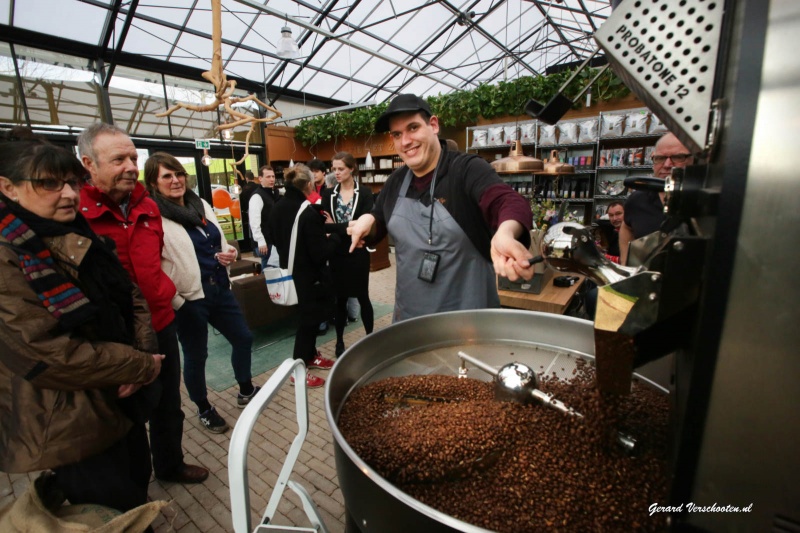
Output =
[
  {"x1": 144, "y1": 152, "x2": 258, "y2": 434},
  {"x1": 0, "y1": 130, "x2": 163, "y2": 513},
  {"x1": 618, "y1": 132, "x2": 694, "y2": 265}
]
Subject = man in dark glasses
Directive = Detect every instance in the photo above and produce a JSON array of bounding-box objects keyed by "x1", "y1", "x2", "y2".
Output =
[{"x1": 619, "y1": 132, "x2": 693, "y2": 265}]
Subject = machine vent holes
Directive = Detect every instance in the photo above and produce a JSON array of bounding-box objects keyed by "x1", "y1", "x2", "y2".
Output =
[
  {"x1": 681, "y1": 68, "x2": 689, "y2": 75},
  {"x1": 702, "y1": 44, "x2": 711, "y2": 52},
  {"x1": 683, "y1": 48, "x2": 691, "y2": 56},
  {"x1": 642, "y1": 28, "x2": 648, "y2": 34},
  {"x1": 675, "y1": 39, "x2": 682, "y2": 47},
  {"x1": 679, "y1": 0, "x2": 687, "y2": 5},
  {"x1": 665, "y1": 51, "x2": 672, "y2": 59},
  {"x1": 633, "y1": 20, "x2": 640, "y2": 27},
  {"x1": 643, "y1": 8, "x2": 650, "y2": 15},
  {"x1": 694, "y1": 37, "x2": 702, "y2": 44},
  {"x1": 638, "y1": 66, "x2": 645, "y2": 73},
  {"x1": 659, "y1": 24, "x2": 666, "y2": 31},
  {"x1": 649, "y1": 36, "x2": 656, "y2": 43},
  {"x1": 615, "y1": 43, "x2": 622, "y2": 49},
  {"x1": 693, "y1": 125, "x2": 701, "y2": 131},
  {"x1": 705, "y1": 24, "x2": 714, "y2": 31},
  {"x1": 677, "y1": 107, "x2": 684, "y2": 114},
  {"x1": 689, "y1": 77, "x2": 697, "y2": 84},
  {"x1": 626, "y1": 12, "x2": 632, "y2": 19},
  {"x1": 673, "y1": 60, "x2": 680, "y2": 67},
  {"x1": 697, "y1": 15, "x2": 705, "y2": 23},
  {"x1": 669, "y1": 11, "x2": 676, "y2": 19},
  {"x1": 686, "y1": 28, "x2": 694, "y2": 35},
  {"x1": 645, "y1": 74, "x2": 652, "y2": 81},
  {"x1": 688, "y1": 7, "x2": 696, "y2": 15},
  {"x1": 653, "y1": 82, "x2": 660, "y2": 89},
  {"x1": 684, "y1": 116, "x2": 693, "y2": 123},
  {"x1": 630, "y1": 58, "x2": 638, "y2": 65},
  {"x1": 691, "y1": 57, "x2": 700, "y2": 64},
  {"x1": 656, "y1": 44, "x2": 664, "y2": 51},
  {"x1": 652, "y1": 16, "x2": 658, "y2": 23},
  {"x1": 661, "y1": 4, "x2": 668, "y2": 11},
  {"x1": 700, "y1": 65, "x2": 708, "y2": 73},
  {"x1": 667, "y1": 32, "x2": 674, "y2": 39},
  {"x1": 634, "y1": 1, "x2": 641, "y2": 7},
  {"x1": 608, "y1": 35, "x2": 615, "y2": 41},
  {"x1": 709, "y1": 3, "x2": 716, "y2": 9},
  {"x1": 668, "y1": 99, "x2": 676, "y2": 106},
  {"x1": 623, "y1": 50, "x2": 630, "y2": 57},
  {"x1": 698, "y1": 85, "x2": 706, "y2": 93},
  {"x1": 678, "y1": 20, "x2": 685, "y2": 27},
  {"x1": 661, "y1": 90, "x2": 668, "y2": 97}
]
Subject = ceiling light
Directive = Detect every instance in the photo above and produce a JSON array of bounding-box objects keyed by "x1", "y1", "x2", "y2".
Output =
[{"x1": 276, "y1": 26, "x2": 300, "y2": 59}]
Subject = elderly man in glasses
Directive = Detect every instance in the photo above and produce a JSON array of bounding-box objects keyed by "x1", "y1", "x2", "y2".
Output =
[{"x1": 619, "y1": 132, "x2": 693, "y2": 265}]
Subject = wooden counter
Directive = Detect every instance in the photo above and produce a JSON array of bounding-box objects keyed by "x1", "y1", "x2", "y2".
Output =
[{"x1": 498, "y1": 275, "x2": 585, "y2": 314}]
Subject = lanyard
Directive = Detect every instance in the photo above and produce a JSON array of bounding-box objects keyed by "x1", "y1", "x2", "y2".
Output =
[{"x1": 427, "y1": 165, "x2": 438, "y2": 245}]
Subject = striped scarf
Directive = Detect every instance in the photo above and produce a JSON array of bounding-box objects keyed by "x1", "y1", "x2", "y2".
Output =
[{"x1": 0, "y1": 198, "x2": 94, "y2": 331}]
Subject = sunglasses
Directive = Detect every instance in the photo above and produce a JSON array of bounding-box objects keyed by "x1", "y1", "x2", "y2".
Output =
[
  {"x1": 651, "y1": 153, "x2": 691, "y2": 165},
  {"x1": 19, "y1": 176, "x2": 87, "y2": 192}
]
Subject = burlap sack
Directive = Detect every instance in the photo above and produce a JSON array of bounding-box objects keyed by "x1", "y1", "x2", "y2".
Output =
[{"x1": 0, "y1": 472, "x2": 169, "y2": 533}]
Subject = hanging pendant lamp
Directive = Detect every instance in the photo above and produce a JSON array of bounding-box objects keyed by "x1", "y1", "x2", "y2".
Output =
[
  {"x1": 364, "y1": 150, "x2": 374, "y2": 169},
  {"x1": 276, "y1": 26, "x2": 301, "y2": 59}
]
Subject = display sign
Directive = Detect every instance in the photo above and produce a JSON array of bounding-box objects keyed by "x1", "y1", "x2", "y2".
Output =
[{"x1": 195, "y1": 139, "x2": 210, "y2": 149}]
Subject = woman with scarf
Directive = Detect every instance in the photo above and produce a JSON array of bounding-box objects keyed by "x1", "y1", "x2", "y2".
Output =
[
  {"x1": 267, "y1": 164, "x2": 340, "y2": 388},
  {"x1": 0, "y1": 131, "x2": 163, "y2": 513},
  {"x1": 321, "y1": 152, "x2": 374, "y2": 356},
  {"x1": 144, "y1": 152, "x2": 258, "y2": 434}
]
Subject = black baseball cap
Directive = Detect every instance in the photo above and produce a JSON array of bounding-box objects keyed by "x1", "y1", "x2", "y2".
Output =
[{"x1": 375, "y1": 94, "x2": 433, "y2": 133}]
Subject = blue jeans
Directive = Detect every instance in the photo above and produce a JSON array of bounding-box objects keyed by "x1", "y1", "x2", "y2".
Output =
[
  {"x1": 175, "y1": 282, "x2": 254, "y2": 405},
  {"x1": 252, "y1": 242, "x2": 271, "y2": 273}
]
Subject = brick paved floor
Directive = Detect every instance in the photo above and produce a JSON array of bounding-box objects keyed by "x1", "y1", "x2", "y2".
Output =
[{"x1": 0, "y1": 256, "x2": 397, "y2": 533}]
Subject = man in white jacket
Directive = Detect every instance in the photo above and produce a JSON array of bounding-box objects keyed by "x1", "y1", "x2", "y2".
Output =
[{"x1": 248, "y1": 165, "x2": 280, "y2": 272}]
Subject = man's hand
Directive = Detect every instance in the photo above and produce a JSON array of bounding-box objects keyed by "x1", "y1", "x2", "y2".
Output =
[
  {"x1": 258, "y1": 244, "x2": 268, "y2": 256},
  {"x1": 145, "y1": 354, "x2": 165, "y2": 385},
  {"x1": 117, "y1": 383, "x2": 142, "y2": 398},
  {"x1": 491, "y1": 220, "x2": 534, "y2": 282},
  {"x1": 347, "y1": 214, "x2": 376, "y2": 253}
]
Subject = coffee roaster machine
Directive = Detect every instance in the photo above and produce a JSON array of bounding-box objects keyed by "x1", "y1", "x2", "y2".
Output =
[
  {"x1": 321, "y1": 1, "x2": 799, "y2": 532},
  {"x1": 584, "y1": 0, "x2": 799, "y2": 530}
]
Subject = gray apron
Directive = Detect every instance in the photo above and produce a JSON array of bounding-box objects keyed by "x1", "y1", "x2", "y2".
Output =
[{"x1": 387, "y1": 169, "x2": 500, "y2": 322}]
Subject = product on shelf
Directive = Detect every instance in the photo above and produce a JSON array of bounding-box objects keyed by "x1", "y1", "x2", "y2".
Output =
[
  {"x1": 557, "y1": 121, "x2": 578, "y2": 144},
  {"x1": 471, "y1": 129, "x2": 488, "y2": 147},
  {"x1": 600, "y1": 113, "x2": 626, "y2": 138},
  {"x1": 538, "y1": 124, "x2": 558, "y2": 145},
  {"x1": 488, "y1": 126, "x2": 504, "y2": 145},
  {"x1": 578, "y1": 118, "x2": 599, "y2": 142},
  {"x1": 520, "y1": 123, "x2": 536, "y2": 143},
  {"x1": 503, "y1": 125, "x2": 519, "y2": 145},
  {"x1": 649, "y1": 114, "x2": 669, "y2": 134},
  {"x1": 624, "y1": 111, "x2": 650, "y2": 136}
]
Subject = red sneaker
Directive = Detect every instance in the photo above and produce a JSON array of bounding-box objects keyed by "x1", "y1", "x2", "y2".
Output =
[
  {"x1": 307, "y1": 354, "x2": 335, "y2": 370},
  {"x1": 290, "y1": 375, "x2": 325, "y2": 388}
]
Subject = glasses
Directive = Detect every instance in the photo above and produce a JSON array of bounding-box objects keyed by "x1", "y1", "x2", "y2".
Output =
[
  {"x1": 159, "y1": 172, "x2": 187, "y2": 181},
  {"x1": 19, "y1": 176, "x2": 86, "y2": 192},
  {"x1": 651, "y1": 153, "x2": 692, "y2": 165}
]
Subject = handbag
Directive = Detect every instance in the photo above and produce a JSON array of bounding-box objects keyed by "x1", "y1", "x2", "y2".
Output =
[{"x1": 264, "y1": 200, "x2": 309, "y2": 306}]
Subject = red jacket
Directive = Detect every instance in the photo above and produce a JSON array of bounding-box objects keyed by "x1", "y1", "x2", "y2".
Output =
[{"x1": 80, "y1": 182, "x2": 177, "y2": 332}]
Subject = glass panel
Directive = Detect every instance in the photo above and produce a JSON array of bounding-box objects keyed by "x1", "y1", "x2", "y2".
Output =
[
  {"x1": 108, "y1": 65, "x2": 169, "y2": 137},
  {"x1": 208, "y1": 157, "x2": 243, "y2": 241},
  {"x1": 12, "y1": 45, "x2": 103, "y2": 128},
  {"x1": 0, "y1": 43, "x2": 22, "y2": 123}
]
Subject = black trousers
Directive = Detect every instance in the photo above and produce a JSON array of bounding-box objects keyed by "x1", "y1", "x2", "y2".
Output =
[
  {"x1": 53, "y1": 422, "x2": 151, "y2": 512},
  {"x1": 149, "y1": 320, "x2": 186, "y2": 477}
]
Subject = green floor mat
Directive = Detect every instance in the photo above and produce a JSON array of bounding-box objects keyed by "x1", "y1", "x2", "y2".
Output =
[{"x1": 202, "y1": 302, "x2": 393, "y2": 391}]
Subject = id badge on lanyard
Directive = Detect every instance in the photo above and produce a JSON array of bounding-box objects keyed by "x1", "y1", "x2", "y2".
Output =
[{"x1": 417, "y1": 166, "x2": 440, "y2": 283}]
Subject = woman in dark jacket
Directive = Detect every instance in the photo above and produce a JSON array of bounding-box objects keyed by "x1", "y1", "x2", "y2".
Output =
[
  {"x1": 0, "y1": 131, "x2": 161, "y2": 513},
  {"x1": 267, "y1": 164, "x2": 340, "y2": 388},
  {"x1": 321, "y1": 152, "x2": 375, "y2": 356}
]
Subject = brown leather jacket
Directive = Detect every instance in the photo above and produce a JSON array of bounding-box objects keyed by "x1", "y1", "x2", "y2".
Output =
[{"x1": 0, "y1": 232, "x2": 158, "y2": 473}]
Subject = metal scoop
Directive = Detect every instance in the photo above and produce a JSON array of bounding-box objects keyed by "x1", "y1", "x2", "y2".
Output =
[{"x1": 457, "y1": 351, "x2": 636, "y2": 452}]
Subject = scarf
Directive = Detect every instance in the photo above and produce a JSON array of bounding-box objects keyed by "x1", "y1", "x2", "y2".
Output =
[
  {"x1": 152, "y1": 189, "x2": 206, "y2": 228},
  {"x1": 0, "y1": 197, "x2": 135, "y2": 344}
]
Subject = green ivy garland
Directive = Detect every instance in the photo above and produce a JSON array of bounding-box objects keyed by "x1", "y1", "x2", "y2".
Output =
[{"x1": 293, "y1": 68, "x2": 631, "y2": 147}]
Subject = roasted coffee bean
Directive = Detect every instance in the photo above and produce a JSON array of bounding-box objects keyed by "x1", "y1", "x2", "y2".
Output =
[{"x1": 339, "y1": 368, "x2": 669, "y2": 533}]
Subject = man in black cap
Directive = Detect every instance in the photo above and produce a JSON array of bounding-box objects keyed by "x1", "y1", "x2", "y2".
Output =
[{"x1": 348, "y1": 93, "x2": 535, "y2": 321}]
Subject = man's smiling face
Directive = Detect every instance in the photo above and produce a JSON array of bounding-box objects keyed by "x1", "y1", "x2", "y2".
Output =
[{"x1": 389, "y1": 112, "x2": 441, "y2": 176}]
